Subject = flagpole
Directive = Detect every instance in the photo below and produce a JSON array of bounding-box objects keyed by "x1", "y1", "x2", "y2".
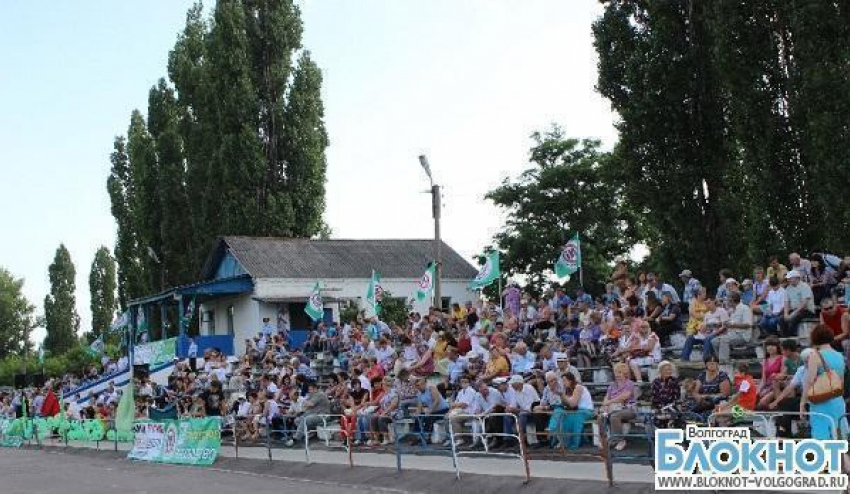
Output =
[
  {"x1": 498, "y1": 277, "x2": 503, "y2": 312},
  {"x1": 578, "y1": 232, "x2": 584, "y2": 288}
]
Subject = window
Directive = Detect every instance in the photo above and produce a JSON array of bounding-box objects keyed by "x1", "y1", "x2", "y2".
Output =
[
  {"x1": 202, "y1": 311, "x2": 215, "y2": 335},
  {"x1": 227, "y1": 306, "x2": 235, "y2": 335}
]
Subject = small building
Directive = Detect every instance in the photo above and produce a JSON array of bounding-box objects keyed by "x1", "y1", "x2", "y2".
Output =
[{"x1": 128, "y1": 236, "x2": 478, "y2": 357}]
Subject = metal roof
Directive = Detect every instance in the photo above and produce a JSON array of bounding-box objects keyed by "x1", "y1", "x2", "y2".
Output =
[{"x1": 202, "y1": 236, "x2": 478, "y2": 280}]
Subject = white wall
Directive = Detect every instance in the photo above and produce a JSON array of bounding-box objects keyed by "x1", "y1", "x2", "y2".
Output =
[
  {"x1": 253, "y1": 277, "x2": 475, "y2": 316},
  {"x1": 199, "y1": 295, "x2": 259, "y2": 356}
]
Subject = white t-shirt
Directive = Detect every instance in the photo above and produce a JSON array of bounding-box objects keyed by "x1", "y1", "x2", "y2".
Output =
[
  {"x1": 358, "y1": 374, "x2": 371, "y2": 392},
  {"x1": 730, "y1": 303, "x2": 753, "y2": 327},
  {"x1": 766, "y1": 288, "x2": 786, "y2": 316},
  {"x1": 505, "y1": 384, "x2": 540, "y2": 412},
  {"x1": 453, "y1": 386, "x2": 484, "y2": 414}
]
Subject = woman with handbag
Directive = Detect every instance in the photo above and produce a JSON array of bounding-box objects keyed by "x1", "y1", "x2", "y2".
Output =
[{"x1": 802, "y1": 324, "x2": 848, "y2": 440}]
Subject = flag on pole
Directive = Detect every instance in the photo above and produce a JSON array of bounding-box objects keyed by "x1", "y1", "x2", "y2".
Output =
[
  {"x1": 181, "y1": 297, "x2": 196, "y2": 327},
  {"x1": 305, "y1": 281, "x2": 324, "y2": 321},
  {"x1": 416, "y1": 262, "x2": 436, "y2": 302},
  {"x1": 89, "y1": 337, "x2": 105, "y2": 356},
  {"x1": 469, "y1": 251, "x2": 500, "y2": 290},
  {"x1": 555, "y1": 233, "x2": 581, "y2": 279},
  {"x1": 136, "y1": 307, "x2": 149, "y2": 332},
  {"x1": 365, "y1": 270, "x2": 383, "y2": 315},
  {"x1": 109, "y1": 312, "x2": 129, "y2": 333},
  {"x1": 37, "y1": 345, "x2": 45, "y2": 365},
  {"x1": 115, "y1": 383, "x2": 135, "y2": 433}
]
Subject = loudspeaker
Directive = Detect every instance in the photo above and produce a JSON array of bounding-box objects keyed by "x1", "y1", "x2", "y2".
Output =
[
  {"x1": 30, "y1": 374, "x2": 45, "y2": 388},
  {"x1": 14, "y1": 374, "x2": 26, "y2": 390},
  {"x1": 134, "y1": 364, "x2": 150, "y2": 379}
]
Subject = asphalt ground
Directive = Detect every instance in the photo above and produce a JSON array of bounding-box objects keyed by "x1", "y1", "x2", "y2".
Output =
[{"x1": 0, "y1": 446, "x2": 657, "y2": 494}]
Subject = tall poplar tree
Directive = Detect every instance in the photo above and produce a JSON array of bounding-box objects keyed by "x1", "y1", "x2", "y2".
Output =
[
  {"x1": 44, "y1": 244, "x2": 79, "y2": 354},
  {"x1": 108, "y1": 0, "x2": 329, "y2": 301},
  {"x1": 89, "y1": 246, "x2": 117, "y2": 339}
]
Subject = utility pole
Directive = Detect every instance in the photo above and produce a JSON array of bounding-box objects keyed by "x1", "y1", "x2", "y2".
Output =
[{"x1": 418, "y1": 155, "x2": 442, "y2": 310}]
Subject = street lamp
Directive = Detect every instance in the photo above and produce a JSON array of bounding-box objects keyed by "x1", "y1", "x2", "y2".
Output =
[{"x1": 418, "y1": 154, "x2": 442, "y2": 310}]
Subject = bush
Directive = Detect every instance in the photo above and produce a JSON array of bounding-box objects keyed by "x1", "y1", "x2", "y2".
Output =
[{"x1": 0, "y1": 345, "x2": 101, "y2": 387}]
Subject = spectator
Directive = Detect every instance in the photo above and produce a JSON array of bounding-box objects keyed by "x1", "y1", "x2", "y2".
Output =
[
  {"x1": 685, "y1": 287, "x2": 708, "y2": 338},
  {"x1": 503, "y1": 374, "x2": 540, "y2": 449},
  {"x1": 691, "y1": 355, "x2": 731, "y2": 414},
  {"x1": 602, "y1": 362, "x2": 637, "y2": 451},
  {"x1": 626, "y1": 321, "x2": 661, "y2": 382},
  {"x1": 679, "y1": 269, "x2": 701, "y2": 311},
  {"x1": 756, "y1": 337, "x2": 783, "y2": 409},
  {"x1": 650, "y1": 361, "x2": 680, "y2": 410},
  {"x1": 788, "y1": 252, "x2": 813, "y2": 283},
  {"x1": 759, "y1": 277, "x2": 786, "y2": 336},
  {"x1": 410, "y1": 376, "x2": 449, "y2": 442},
  {"x1": 802, "y1": 324, "x2": 848, "y2": 440},
  {"x1": 655, "y1": 292, "x2": 682, "y2": 348},
  {"x1": 780, "y1": 271, "x2": 815, "y2": 337},
  {"x1": 285, "y1": 381, "x2": 330, "y2": 447},
  {"x1": 750, "y1": 267, "x2": 770, "y2": 312},
  {"x1": 716, "y1": 269, "x2": 733, "y2": 304},
  {"x1": 446, "y1": 374, "x2": 484, "y2": 448},
  {"x1": 810, "y1": 255, "x2": 836, "y2": 306},
  {"x1": 551, "y1": 372, "x2": 593, "y2": 450},
  {"x1": 767, "y1": 256, "x2": 789, "y2": 285},
  {"x1": 820, "y1": 298, "x2": 850, "y2": 355},
  {"x1": 767, "y1": 349, "x2": 810, "y2": 437},
  {"x1": 711, "y1": 291, "x2": 753, "y2": 363}
]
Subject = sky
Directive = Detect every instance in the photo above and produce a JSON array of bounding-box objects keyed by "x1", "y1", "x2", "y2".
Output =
[{"x1": 0, "y1": 1, "x2": 617, "y2": 344}]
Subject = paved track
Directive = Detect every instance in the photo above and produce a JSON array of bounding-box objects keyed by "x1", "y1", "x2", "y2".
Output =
[{"x1": 0, "y1": 447, "x2": 655, "y2": 494}]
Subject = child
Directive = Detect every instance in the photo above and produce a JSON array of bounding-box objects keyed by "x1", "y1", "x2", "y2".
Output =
[
  {"x1": 714, "y1": 363, "x2": 757, "y2": 425},
  {"x1": 578, "y1": 312, "x2": 603, "y2": 362}
]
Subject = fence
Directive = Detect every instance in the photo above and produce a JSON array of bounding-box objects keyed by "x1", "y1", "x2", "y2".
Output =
[{"x1": 10, "y1": 406, "x2": 847, "y2": 486}]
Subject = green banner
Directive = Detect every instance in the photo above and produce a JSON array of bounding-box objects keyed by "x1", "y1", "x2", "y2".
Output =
[
  {"x1": 133, "y1": 337, "x2": 177, "y2": 366},
  {"x1": 128, "y1": 418, "x2": 220, "y2": 465}
]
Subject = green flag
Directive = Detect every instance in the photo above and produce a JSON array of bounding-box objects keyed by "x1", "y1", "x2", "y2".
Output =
[
  {"x1": 115, "y1": 383, "x2": 135, "y2": 433},
  {"x1": 469, "y1": 251, "x2": 500, "y2": 290},
  {"x1": 181, "y1": 297, "x2": 196, "y2": 327},
  {"x1": 37, "y1": 345, "x2": 45, "y2": 365},
  {"x1": 305, "y1": 281, "x2": 324, "y2": 321},
  {"x1": 365, "y1": 270, "x2": 383, "y2": 315},
  {"x1": 555, "y1": 233, "x2": 581, "y2": 279},
  {"x1": 416, "y1": 262, "x2": 436, "y2": 302},
  {"x1": 136, "y1": 307, "x2": 149, "y2": 334}
]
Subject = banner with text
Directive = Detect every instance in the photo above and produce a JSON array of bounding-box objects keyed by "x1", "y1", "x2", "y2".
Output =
[
  {"x1": 128, "y1": 418, "x2": 220, "y2": 465},
  {"x1": 133, "y1": 337, "x2": 177, "y2": 366}
]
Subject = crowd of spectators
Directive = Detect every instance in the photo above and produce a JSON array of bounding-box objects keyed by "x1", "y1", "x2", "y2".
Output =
[{"x1": 4, "y1": 252, "x2": 849, "y2": 456}]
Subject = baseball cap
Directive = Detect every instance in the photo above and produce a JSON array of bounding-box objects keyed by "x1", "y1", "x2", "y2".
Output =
[
  {"x1": 509, "y1": 375, "x2": 524, "y2": 385},
  {"x1": 786, "y1": 271, "x2": 801, "y2": 279},
  {"x1": 679, "y1": 270, "x2": 692, "y2": 277},
  {"x1": 725, "y1": 278, "x2": 739, "y2": 285}
]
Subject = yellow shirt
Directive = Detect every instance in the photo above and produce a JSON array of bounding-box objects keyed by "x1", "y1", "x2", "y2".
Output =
[
  {"x1": 767, "y1": 264, "x2": 788, "y2": 283},
  {"x1": 686, "y1": 299, "x2": 708, "y2": 335}
]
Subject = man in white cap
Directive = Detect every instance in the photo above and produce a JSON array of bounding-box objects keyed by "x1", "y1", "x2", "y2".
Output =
[
  {"x1": 779, "y1": 271, "x2": 815, "y2": 337},
  {"x1": 502, "y1": 375, "x2": 540, "y2": 449},
  {"x1": 711, "y1": 291, "x2": 753, "y2": 362}
]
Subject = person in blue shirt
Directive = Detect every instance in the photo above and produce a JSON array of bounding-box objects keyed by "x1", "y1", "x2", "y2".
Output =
[
  {"x1": 740, "y1": 279, "x2": 755, "y2": 306},
  {"x1": 574, "y1": 287, "x2": 593, "y2": 308}
]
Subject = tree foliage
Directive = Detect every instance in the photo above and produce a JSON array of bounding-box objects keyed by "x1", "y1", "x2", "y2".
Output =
[
  {"x1": 592, "y1": 0, "x2": 850, "y2": 283},
  {"x1": 89, "y1": 246, "x2": 117, "y2": 339},
  {"x1": 43, "y1": 244, "x2": 79, "y2": 355},
  {"x1": 108, "y1": 0, "x2": 329, "y2": 304},
  {"x1": 486, "y1": 126, "x2": 634, "y2": 295},
  {"x1": 0, "y1": 267, "x2": 38, "y2": 358}
]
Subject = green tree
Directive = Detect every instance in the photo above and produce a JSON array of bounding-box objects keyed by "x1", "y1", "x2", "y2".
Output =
[
  {"x1": 109, "y1": 0, "x2": 329, "y2": 301},
  {"x1": 0, "y1": 267, "x2": 38, "y2": 358},
  {"x1": 593, "y1": 0, "x2": 748, "y2": 283},
  {"x1": 89, "y1": 246, "x2": 117, "y2": 339},
  {"x1": 44, "y1": 244, "x2": 79, "y2": 354},
  {"x1": 486, "y1": 126, "x2": 633, "y2": 294},
  {"x1": 107, "y1": 136, "x2": 146, "y2": 309}
]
